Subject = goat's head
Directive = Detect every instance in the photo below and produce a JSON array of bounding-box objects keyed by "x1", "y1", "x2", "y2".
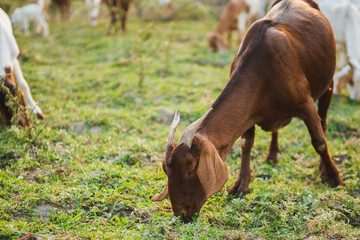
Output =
[
  {"x1": 10, "y1": 9, "x2": 21, "y2": 27},
  {"x1": 0, "y1": 67, "x2": 30, "y2": 127},
  {"x1": 333, "y1": 65, "x2": 354, "y2": 94},
  {"x1": 206, "y1": 32, "x2": 228, "y2": 53},
  {"x1": 152, "y1": 109, "x2": 228, "y2": 222}
]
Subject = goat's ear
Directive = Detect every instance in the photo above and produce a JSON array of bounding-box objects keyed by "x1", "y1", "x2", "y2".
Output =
[
  {"x1": 196, "y1": 142, "x2": 228, "y2": 198},
  {"x1": 151, "y1": 183, "x2": 168, "y2": 201}
]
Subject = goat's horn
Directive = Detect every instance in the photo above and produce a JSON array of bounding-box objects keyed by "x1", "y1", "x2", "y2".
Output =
[
  {"x1": 179, "y1": 108, "x2": 213, "y2": 148},
  {"x1": 168, "y1": 109, "x2": 180, "y2": 145}
]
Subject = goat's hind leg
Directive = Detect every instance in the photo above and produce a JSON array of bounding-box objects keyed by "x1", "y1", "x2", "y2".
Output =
[
  {"x1": 228, "y1": 126, "x2": 255, "y2": 196},
  {"x1": 317, "y1": 83, "x2": 333, "y2": 177},
  {"x1": 301, "y1": 96, "x2": 344, "y2": 187}
]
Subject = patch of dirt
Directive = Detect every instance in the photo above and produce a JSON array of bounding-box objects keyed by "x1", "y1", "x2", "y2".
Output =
[
  {"x1": 109, "y1": 205, "x2": 151, "y2": 223},
  {"x1": 90, "y1": 125, "x2": 103, "y2": 134},
  {"x1": 35, "y1": 204, "x2": 56, "y2": 218},
  {"x1": 26, "y1": 168, "x2": 70, "y2": 183},
  {"x1": 333, "y1": 153, "x2": 351, "y2": 164},
  {"x1": 11, "y1": 203, "x2": 66, "y2": 221},
  {"x1": 156, "y1": 107, "x2": 175, "y2": 125},
  {"x1": 26, "y1": 168, "x2": 44, "y2": 183},
  {"x1": 11, "y1": 210, "x2": 31, "y2": 222}
]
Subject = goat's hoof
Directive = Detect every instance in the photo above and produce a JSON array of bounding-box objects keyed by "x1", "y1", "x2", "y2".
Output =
[
  {"x1": 265, "y1": 156, "x2": 278, "y2": 164},
  {"x1": 327, "y1": 175, "x2": 345, "y2": 188},
  {"x1": 228, "y1": 179, "x2": 250, "y2": 196},
  {"x1": 37, "y1": 113, "x2": 46, "y2": 120}
]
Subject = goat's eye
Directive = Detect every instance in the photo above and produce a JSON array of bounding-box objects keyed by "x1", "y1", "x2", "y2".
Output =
[{"x1": 187, "y1": 169, "x2": 196, "y2": 178}]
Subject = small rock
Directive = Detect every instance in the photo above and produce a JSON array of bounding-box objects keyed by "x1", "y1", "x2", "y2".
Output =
[
  {"x1": 72, "y1": 121, "x2": 86, "y2": 134},
  {"x1": 156, "y1": 107, "x2": 175, "y2": 125}
]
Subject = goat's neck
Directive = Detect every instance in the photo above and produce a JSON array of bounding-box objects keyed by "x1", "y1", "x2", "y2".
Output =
[
  {"x1": 198, "y1": 78, "x2": 259, "y2": 161},
  {"x1": 215, "y1": 24, "x2": 228, "y2": 35}
]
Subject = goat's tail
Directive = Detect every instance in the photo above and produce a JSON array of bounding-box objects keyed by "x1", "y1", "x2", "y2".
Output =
[{"x1": 346, "y1": 4, "x2": 360, "y2": 70}]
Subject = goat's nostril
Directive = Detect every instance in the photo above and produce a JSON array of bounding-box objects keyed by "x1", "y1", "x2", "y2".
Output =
[{"x1": 180, "y1": 213, "x2": 195, "y2": 223}]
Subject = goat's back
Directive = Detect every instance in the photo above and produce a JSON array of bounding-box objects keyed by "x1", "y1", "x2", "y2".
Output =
[
  {"x1": 0, "y1": 8, "x2": 19, "y2": 76},
  {"x1": 231, "y1": 0, "x2": 335, "y2": 104}
]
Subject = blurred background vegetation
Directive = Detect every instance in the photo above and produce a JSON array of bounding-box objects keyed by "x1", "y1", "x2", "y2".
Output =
[
  {"x1": 1, "y1": 0, "x2": 228, "y2": 21},
  {"x1": 1, "y1": 0, "x2": 28, "y2": 12}
]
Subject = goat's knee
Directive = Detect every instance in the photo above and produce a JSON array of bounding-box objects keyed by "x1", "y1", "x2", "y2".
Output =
[
  {"x1": 17, "y1": 79, "x2": 30, "y2": 94},
  {"x1": 312, "y1": 138, "x2": 327, "y2": 154}
]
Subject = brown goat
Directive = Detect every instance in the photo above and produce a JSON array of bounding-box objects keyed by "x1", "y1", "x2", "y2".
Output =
[
  {"x1": 0, "y1": 67, "x2": 30, "y2": 127},
  {"x1": 152, "y1": 0, "x2": 345, "y2": 222},
  {"x1": 104, "y1": 0, "x2": 131, "y2": 35},
  {"x1": 207, "y1": 0, "x2": 249, "y2": 52},
  {"x1": 51, "y1": 0, "x2": 71, "y2": 21}
]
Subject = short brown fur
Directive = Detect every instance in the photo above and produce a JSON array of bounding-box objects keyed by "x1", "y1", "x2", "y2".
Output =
[
  {"x1": 51, "y1": 0, "x2": 71, "y2": 21},
  {"x1": 153, "y1": 0, "x2": 344, "y2": 222},
  {"x1": 207, "y1": 0, "x2": 250, "y2": 52}
]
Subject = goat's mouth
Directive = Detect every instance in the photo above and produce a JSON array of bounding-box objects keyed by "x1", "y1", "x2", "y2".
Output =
[
  {"x1": 180, "y1": 213, "x2": 194, "y2": 223},
  {"x1": 175, "y1": 208, "x2": 201, "y2": 223}
]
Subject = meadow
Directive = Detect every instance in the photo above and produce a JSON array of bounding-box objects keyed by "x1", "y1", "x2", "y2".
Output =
[{"x1": 0, "y1": 1, "x2": 359, "y2": 239}]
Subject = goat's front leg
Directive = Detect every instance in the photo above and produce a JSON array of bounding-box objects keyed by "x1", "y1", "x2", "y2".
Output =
[
  {"x1": 265, "y1": 131, "x2": 279, "y2": 164},
  {"x1": 228, "y1": 126, "x2": 255, "y2": 195},
  {"x1": 227, "y1": 31, "x2": 232, "y2": 49},
  {"x1": 60, "y1": 4, "x2": 67, "y2": 21},
  {"x1": 38, "y1": 16, "x2": 49, "y2": 37},
  {"x1": 22, "y1": 18, "x2": 30, "y2": 37},
  {"x1": 301, "y1": 98, "x2": 344, "y2": 187},
  {"x1": 107, "y1": 11, "x2": 116, "y2": 35},
  {"x1": 13, "y1": 59, "x2": 45, "y2": 119}
]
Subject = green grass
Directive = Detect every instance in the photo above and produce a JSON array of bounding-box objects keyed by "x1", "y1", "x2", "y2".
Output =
[{"x1": 0, "y1": 3, "x2": 359, "y2": 239}]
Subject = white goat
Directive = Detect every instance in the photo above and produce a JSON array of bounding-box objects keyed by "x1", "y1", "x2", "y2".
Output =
[
  {"x1": 237, "y1": 0, "x2": 272, "y2": 43},
  {"x1": 317, "y1": 0, "x2": 360, "y2": 100},
  {"x1": 158, "y1": 0, "x2": 171, "y2": 5},
  {"x1": 349, "y1": 0, "x2": 360, "y2": 11},
  {"x1": 0, "y1": 8, "x2": 45, "y2": 119},
  {"x1": 86, "y1": 0, "x2": 102, "y2": 27},
  {"x1": 11, "y1": 0, "x2": 49, "y2": 37}
]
